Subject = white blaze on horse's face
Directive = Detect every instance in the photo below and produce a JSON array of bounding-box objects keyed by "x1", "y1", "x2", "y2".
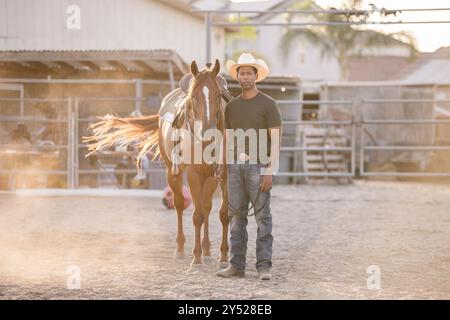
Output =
[{"x1": 203, "y1": 86, "x2": 210, "y2": 122}]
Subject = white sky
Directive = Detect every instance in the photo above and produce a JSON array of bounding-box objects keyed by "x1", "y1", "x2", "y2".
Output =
[
  {"x1": 314, "y1": 0, "x2": 450, "y2": 52},
  {"x1": 232, "y1": 0, "x2": 450, "y2": 52}
]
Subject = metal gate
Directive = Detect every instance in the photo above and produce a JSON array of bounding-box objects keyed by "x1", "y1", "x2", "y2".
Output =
[
  {"x1": 359, "y1": 98, "x2": 450, "y2": 177},
  {"x1": 0, "y1": 97, "x2": 71, "y2": 189}
]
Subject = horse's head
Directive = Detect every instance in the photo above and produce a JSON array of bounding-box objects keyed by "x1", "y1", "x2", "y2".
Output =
[{"x1": 186, "y1": 59, "x2": 223, "y2": 136}]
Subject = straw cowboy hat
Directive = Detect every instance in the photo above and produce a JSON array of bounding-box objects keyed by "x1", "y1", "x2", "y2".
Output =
[{"x1": 226, "y1": 53, "x2": 269, "y2": 82}]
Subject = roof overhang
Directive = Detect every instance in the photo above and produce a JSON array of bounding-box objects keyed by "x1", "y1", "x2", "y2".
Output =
[{"x1": 0, "y1": 49, "x2": 188, "y2": 79}]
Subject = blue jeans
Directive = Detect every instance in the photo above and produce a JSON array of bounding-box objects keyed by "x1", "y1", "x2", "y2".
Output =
[{"x1": 227, "y1": 163, "x2": 273, "y2": 272}]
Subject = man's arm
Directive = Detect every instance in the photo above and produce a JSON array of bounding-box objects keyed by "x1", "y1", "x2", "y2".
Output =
[
  {"x1": 261, "y1": 126, "x2": 281, "y2": 175},
  {"x1": 215, "y1": 106, "x2": 230, "y2": 183},
  {"x1": 260, "y1": 98, "x2": 282, "y2": 191}
]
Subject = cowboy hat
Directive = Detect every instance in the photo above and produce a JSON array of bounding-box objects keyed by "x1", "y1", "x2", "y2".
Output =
[{"x1": 226, "y1": 53, "x2": 269, "y2": 82}]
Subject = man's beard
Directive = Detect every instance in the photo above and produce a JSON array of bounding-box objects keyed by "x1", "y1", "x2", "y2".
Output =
[{"x1": 240, "y1": 82, "x2": 254, "y2": 90}]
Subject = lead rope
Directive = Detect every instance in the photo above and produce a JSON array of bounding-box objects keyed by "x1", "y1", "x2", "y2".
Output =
[{"x1": 212, "y1": 163, "x2": 269, "y2": 217}]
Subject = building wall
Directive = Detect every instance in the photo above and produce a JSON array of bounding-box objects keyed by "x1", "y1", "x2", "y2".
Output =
[
  {"x1": 0, "y1": 0, "x2": 225, "y2": 66},
  {"x1": 226, "y1": 9, "x2": 414, "y2": 82},
  {"x1": 227, "y1": 12, "x2": 342, "y2": 81}
]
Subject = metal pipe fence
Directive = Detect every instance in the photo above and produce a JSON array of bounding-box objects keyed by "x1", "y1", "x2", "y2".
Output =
[
  {"x1": 2, "y1": 97, "x2": 450, "y2": 190},
  {"x1": 359, "y1": 98, "x2": 450, "y2": 177}
]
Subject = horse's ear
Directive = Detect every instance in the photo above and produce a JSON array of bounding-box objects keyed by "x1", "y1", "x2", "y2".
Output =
[
  {"x1": 212, "y1": 59, "x2": 220, "y2": 75},
  {"x1": 191, "y1": 61, "x2": 199, "y2": 77}
]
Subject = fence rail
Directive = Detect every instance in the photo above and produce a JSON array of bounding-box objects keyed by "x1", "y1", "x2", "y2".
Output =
[
  {"x1": 2, "y1": 97, "x2": 450, "y2": 190},
  {"x1": 359, "y1": 98, "x2": 450, "y2": 177}
]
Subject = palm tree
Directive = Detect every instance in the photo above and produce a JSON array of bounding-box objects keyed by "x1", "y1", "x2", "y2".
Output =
[
  {"x1": 279, "y1": 0, "x2": 418, "y2": 80},
  {"x1": 225, "y1": 15, "x2": 261, "y2": 61}
]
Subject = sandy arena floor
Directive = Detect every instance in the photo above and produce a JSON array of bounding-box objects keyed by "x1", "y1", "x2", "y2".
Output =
[{"x1": 1, "y1": 180, "x2": 450, "y2": 299}]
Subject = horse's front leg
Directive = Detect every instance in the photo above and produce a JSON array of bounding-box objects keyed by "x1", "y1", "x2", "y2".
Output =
[
  {"x1": 201, "y1": 176, "x2": 219, "y2": 262},
  {"x1": 218, "y1": 167, "x2": 229, "y2": 270},
  {"x1": 187, "y1": 168, "x2": 205, "y2": 271}
]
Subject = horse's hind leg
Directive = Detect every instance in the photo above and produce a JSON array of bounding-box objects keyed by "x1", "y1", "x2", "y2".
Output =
[{"x1": 166, "y1": 168, "x2": 186, "y2": 259}]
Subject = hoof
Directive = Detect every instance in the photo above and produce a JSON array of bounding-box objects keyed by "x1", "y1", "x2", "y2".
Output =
[
  {"x1": 202, "y1": 255, "x2": 215, "y2": 264},
  {"x1": 173, "y1": 251, "x2": 186, "y2": 259},
  {"x1": 217, "y1": 261, "x2": 229, "y2": 270},
  {"x1": 186, "y1": 263, "x2": 203, "y2": 274}
]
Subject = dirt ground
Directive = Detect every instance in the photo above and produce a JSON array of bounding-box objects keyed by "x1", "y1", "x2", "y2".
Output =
[{"x1": 1, "y1": 180, "x2": 450, "y2": 300}]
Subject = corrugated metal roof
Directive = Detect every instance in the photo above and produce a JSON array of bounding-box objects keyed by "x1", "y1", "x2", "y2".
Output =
[
  {"x1": 389, "y1": 47, "x2": 450, "y2": 85},
  {"x1": 0, "y1": 49, "x2": 189, "y2": 75},
  {"x1": 401, "y1": 59, "x2": 450, "y2": 85},
  {"x1": 348, "y1": 56, "x2": 412, "y2": 81}
]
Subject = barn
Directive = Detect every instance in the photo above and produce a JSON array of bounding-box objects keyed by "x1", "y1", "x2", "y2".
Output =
[{"x1": 0, "y1": 0, "x2": 229, "y2": 190}]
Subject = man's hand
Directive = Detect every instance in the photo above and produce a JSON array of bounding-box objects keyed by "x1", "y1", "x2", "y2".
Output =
[
  {"x1": 214, "y1": 165, "x2": 225, "y2": 183},
  {"x1": 260, "y1": 174, "x2": 273, "y2": 192}
]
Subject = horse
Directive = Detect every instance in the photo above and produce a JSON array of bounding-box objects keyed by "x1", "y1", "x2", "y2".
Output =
[{"x1": 84, "y1": 59, "x2": 232, "y2": 272}]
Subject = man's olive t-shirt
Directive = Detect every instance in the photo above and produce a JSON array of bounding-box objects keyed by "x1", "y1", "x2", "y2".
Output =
[{"x1": 224, "y1": 91, "x2": 282, "y2": 162}]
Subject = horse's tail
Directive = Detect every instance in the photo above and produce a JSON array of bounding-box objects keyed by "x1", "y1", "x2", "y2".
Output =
[{"x1": 83, "y1": 113, "x2": 160, "y2": 170}]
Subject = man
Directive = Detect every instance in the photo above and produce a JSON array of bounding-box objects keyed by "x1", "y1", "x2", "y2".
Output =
[{"x1": 215, "y1": 53, "x2": 282, "y2": 280}]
